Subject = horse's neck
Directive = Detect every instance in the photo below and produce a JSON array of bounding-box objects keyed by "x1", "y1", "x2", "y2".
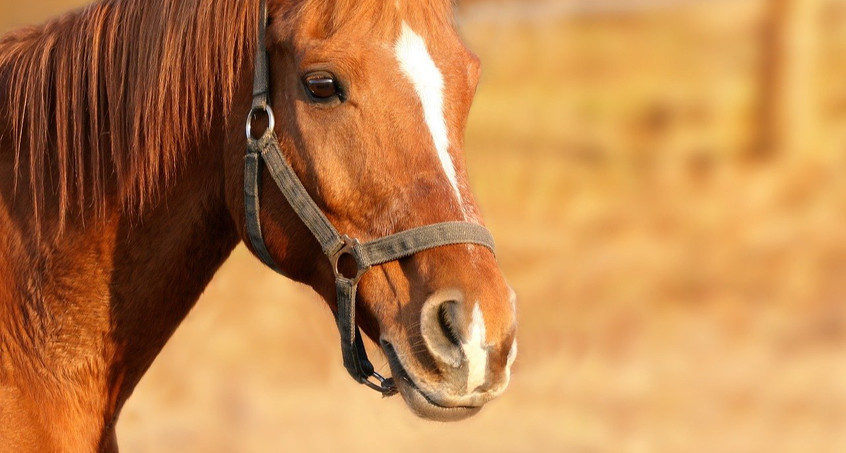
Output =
[
  {"x1": 0, "y1": 136, "x2": 239, "y2": 450},
  {"x1": 105, "y1": 151, "x2": 240, "y2": 396}
]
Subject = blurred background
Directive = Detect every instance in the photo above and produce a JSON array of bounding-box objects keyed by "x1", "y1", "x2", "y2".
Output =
[{"x1": 4, "y1": 0, "x2": 846, "y2": 451}]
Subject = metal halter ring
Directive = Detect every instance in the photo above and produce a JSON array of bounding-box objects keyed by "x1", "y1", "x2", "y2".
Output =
[
  {"x1": 330, "y1": 235, "x2": 370, "y2": 284},
  {"x1": 362, "y1": 371, "x2": 398, "y2": 397},
  {"x1": 246, "y1": 105, "x2": 276, "y2": 141}
]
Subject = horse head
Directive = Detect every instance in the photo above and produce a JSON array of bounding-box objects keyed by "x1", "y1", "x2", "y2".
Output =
[{"x1": 223, "y1": 0, "x2": 518, "y2": 420}]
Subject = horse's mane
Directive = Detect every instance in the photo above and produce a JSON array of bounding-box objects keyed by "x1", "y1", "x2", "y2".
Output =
[
  {"x1": 0, "y1": 0, "x2": 454, "y2": 231},
  {"x1": 0, "y1": 0, "x2": 259, "y2": 227}
]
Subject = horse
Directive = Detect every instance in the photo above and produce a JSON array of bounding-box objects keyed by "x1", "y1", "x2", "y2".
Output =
[{"x1": 0, "y1": 0, "x2": 518, "y2": 450}]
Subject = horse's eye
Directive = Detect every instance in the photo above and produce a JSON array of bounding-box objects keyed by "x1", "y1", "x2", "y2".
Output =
[{"x1": 303, "y1": 73, "x2": 339, "y2": 100}]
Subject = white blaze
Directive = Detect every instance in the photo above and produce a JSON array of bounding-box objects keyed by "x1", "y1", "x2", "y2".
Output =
[
  {"x1": 394, "y1": 22, "x2": 464, "y2": 207},
  {"x1": 462, "y1": 303, "x2": 489, "y2": 391},
  {"x1": 506, "y1": 339, "x2": 518, "y2": 368}
]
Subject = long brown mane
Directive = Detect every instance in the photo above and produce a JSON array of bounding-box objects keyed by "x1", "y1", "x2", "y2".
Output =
[{"x1": 0, "y1": 0, "x2": 259, "y2": 228}]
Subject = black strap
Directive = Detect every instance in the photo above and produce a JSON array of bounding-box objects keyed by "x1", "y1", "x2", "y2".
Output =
[
  {"x1": 245, "y1": 148, "x2": 280, "y2": 273},
  {"x1": 244, "y1": 0, "x2": 496, "y2": 395},
  {"x1": 252, "y1": 0, "x2": 270, "y2": 109},
  {"x1": 244, "y1": 0, "x2": 278, "y2": 272}
]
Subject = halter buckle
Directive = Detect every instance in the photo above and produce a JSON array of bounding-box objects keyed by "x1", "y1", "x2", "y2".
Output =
[{"x1": 330, "y1": 235, "x2": 370, "y2": 284}]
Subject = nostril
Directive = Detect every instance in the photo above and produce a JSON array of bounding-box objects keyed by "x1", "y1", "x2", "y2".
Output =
[
  {"x1": 437, "y1": 301, "x2": 462, "y2": 347},
  {"x1": 421, "y1": 294, "x2": 466, "y2": 368}
]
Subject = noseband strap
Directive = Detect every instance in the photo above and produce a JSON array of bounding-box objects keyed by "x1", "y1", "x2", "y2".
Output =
[{"x1": 244, "y1": 0, "x2": 495, "y2": 396}]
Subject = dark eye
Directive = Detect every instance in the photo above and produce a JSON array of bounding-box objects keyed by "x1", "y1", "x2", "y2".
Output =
[{"x1": 303, "y1": 72, "x2": 340, "y2": 101}]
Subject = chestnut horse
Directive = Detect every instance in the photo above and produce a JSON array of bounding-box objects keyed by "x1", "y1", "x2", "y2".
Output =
[{"x1": 0, "y1": 0, "x2": 517, "y2": 451}]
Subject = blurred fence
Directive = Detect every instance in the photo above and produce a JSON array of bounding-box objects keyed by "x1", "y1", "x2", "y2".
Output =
[{"x1": 461, "y1": 0, "x2": 756, "y2": 22}]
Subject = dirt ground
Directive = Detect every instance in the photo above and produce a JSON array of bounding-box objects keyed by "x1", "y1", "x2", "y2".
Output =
[{"x1": 4, "y1": 1, "x2": 846, "y2": 452}]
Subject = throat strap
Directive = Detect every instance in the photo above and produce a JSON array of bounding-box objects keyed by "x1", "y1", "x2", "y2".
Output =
[{"x1": 244, "y1": 0, "x2": 496, "y2": 396}]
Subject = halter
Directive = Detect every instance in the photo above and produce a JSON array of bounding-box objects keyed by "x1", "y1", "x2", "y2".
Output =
[{"x1": 244, "y1": 0, "x2": 496, "y2": 396}]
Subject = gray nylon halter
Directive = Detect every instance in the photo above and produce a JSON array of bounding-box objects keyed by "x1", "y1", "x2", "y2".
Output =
[{"x1": 244, "y1": 0, "x2": 496, "y2": 396}]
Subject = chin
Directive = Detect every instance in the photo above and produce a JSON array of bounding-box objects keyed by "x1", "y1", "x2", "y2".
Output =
[
  {"x1": 394, "y1": 376, "x2": 483, "y2": 422},
  {"x1": 382, "y1": 341, "x2": 489, "y2": 422}
]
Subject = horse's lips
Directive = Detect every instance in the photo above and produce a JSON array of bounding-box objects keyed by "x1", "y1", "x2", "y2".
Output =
[{"x1": 381, "y1": 341, "x2": 483, "y2": 422}]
